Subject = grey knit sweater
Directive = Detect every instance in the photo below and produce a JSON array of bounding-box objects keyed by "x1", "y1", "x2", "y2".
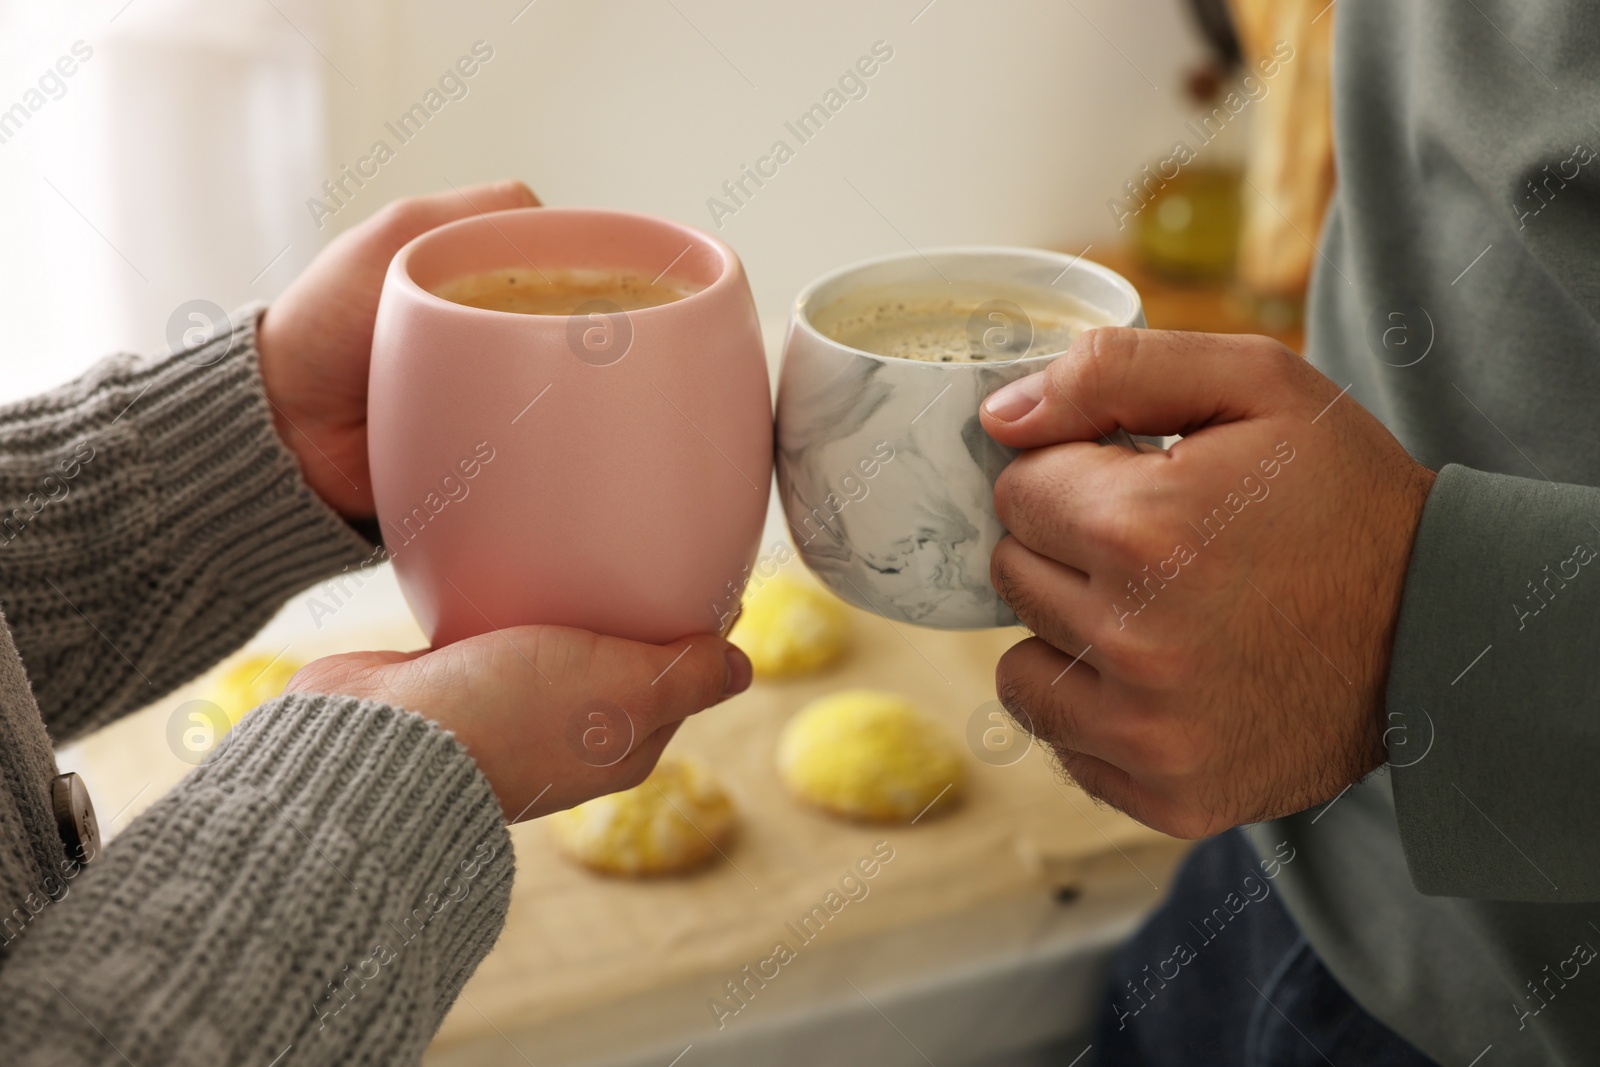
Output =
[{"x1": 0, "y1": 309, "x2": 512, "y2": 1064}]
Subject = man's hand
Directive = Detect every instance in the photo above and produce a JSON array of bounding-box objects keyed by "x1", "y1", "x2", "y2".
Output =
[
  {"x1": 980, "y1": 328, "x2": 1436, "y2": 839},
  {"x1": 284, "y1": 627, "x2": 752, "y2": 822},
  {"x1": 257, "y1": 180, "x2": 541, "y2": 520}
]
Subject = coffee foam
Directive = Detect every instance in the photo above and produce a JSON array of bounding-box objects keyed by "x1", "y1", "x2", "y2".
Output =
[
  {"x1": 812, "y1": 282, "x2": 1108, "y2": 363},
  {"x1": 432, "y1": 268, "x2": 698, "y2": 316}
]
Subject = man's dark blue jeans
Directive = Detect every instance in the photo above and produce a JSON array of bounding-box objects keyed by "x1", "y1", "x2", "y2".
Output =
[{"x1": 1094, "y1": 829, "x2": 1440, "y2": 1066}]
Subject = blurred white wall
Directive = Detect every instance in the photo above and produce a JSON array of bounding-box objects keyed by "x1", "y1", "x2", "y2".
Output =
[
  {"x1": 318, "y1": 0, "x2": 1206, "y2": 321},
  {"x1": 0, "y1": 0, "x2": 1205, "y2": 402},
  {"x1": 0, "y1": 0, "x2": 326, "y2": 400}
]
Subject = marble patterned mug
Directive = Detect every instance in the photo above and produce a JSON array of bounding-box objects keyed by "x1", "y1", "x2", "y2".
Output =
[{"x1": 775, "y1": 247, "x2": 1145, "y2": 629}]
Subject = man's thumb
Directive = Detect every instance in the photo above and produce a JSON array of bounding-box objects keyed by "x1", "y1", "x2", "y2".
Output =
[{"x1": 980, "y1": 327, "x2": 1289, "y2": 449}]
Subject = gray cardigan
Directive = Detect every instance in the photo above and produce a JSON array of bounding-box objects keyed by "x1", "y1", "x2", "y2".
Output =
[{"x1": 0, "y1": 309, "x2": 511, "y2": 1064}]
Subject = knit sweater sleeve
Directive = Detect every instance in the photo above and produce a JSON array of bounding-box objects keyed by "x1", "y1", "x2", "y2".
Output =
[
  {"x1": 0, "y1": 306, "x2": 376, "y2": 742},
  {"x1": 0, "y1": 691, "x2": 514, "y2": 1066}
]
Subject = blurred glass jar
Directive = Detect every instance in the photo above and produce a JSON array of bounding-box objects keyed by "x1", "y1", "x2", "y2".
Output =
[{"x1": 1132, "y1": 163, "x2": 1243, "y2": 282}]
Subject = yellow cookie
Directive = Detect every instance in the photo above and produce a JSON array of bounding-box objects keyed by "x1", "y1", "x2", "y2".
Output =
[
  {"x1": 547, "y1": 757, "x2": 737, "y2": 877},
  {"x1": 778, "y1": 689, "x2": 964, "y2": 823},
  {"x1": 210, "y1": 653, "x2": 303, "y2": 725},
  {"x1": 729, "y1": 575, "x2": 851, "y2": 678}
]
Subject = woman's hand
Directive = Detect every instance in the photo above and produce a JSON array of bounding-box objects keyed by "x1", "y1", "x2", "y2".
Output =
[
  {"x1": 256, "y1": 180, "x2": 541, "y2": 520},
  {"x1": 284, "y1": 626, "x2": 753, "y2": 822}
]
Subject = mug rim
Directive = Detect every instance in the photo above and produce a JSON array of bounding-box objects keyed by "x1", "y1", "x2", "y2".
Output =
[
  {"x1": 388, "y1": 205, "x2": 742, "y2": 321},
  {"x1": 789, "y1": 244, "x2": 1143, "y2": 370}
]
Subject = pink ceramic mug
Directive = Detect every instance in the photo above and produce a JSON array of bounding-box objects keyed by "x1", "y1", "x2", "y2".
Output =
[{"x1": 368, "y1": 207, "x2": 772, "y2": 646}]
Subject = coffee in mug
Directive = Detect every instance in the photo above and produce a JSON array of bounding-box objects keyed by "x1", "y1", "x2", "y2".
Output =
[
  {"x1": 431, "y1": 268, "x2": 698, "y2": 316},
  {"x1": 811, "y1": 281, "x2": 1110, "y2": 363}
]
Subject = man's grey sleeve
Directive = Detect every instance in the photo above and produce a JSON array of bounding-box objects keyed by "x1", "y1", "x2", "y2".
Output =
[{"x1": 1386, "y1": 463, "x2": 1600, "y2": 903}]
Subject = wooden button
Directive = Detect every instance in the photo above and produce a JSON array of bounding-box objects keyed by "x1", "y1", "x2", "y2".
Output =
[{"x1": 51, "y1": 772, "x2": 99, "y2": 866}]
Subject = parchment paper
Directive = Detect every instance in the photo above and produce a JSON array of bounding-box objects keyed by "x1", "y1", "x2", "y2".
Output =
[{"x1": 435, "y1": 599, "x2": 1167, "y2": 1046}]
